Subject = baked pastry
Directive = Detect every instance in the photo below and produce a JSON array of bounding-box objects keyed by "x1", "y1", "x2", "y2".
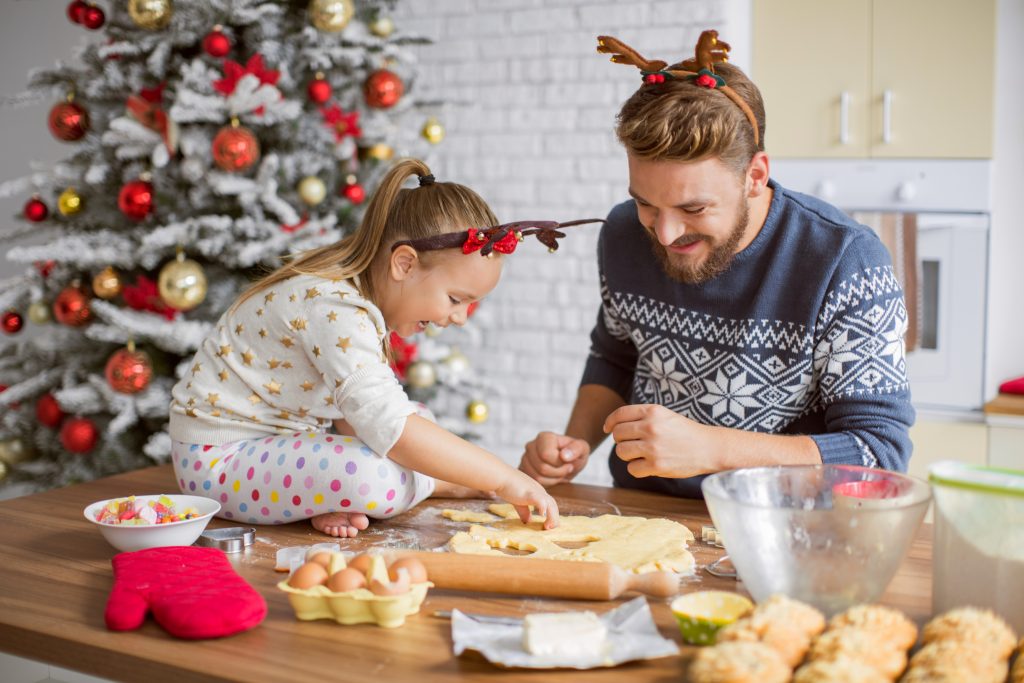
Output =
[
  {"x1": 717, "y1": 613, "x2": 810, "y2": 668},
  {"x1": 807, "y1": 627, "x2": 907, "y2": 679},
  {"x1": 921, "y1": 607, "x2": 1017, "y2": 660},
  {"x1": 792, "y1": 656, "x2": 889, "y2": 683},
  {"x1": 756, "y1": 594, "x2": 827, "y2": 638},
  {"x1": 827, "y1": 604, "x2": 918, "y2": 650},
  {"x1": 907, "y1": 640, "x2": 1010, "y2": 683},
  {"x1": 688, "y1": 641, "x2": 791, "y2": 683}
]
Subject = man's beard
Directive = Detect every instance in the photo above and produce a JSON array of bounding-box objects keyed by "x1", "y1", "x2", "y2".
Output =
[{"x1": 648, "y1": 200, "x2": 750, "y2": 284}]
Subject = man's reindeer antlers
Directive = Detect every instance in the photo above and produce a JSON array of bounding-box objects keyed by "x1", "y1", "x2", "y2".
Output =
[{"x1": 597, "y1": 30, "x2": 760, "y2": 147}]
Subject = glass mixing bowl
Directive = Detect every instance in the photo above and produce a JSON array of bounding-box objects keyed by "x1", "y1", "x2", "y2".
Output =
[{"x1": 701, "y1": 465, "x2": 931, "y2": 615}]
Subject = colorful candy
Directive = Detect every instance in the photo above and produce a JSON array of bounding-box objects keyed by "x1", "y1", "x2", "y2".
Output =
[{"x1": 94, "y1": 495, "x2": 200, "y2": 526}]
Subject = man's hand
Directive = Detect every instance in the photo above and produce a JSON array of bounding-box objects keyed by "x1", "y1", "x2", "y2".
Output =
[
  {"x1": 518, "y1": 431, "x2": 591, "y2": 487},
  {"x1": 604, "y1": 404, "x2": 719, "y2": 479},
  {"x1": 494, "y1": 470, "x2": 560, "y2": 529}
]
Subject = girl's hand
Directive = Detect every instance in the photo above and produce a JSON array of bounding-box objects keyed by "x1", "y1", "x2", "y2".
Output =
[{"x1": 494, "y1": 471, "x2": 560, "y2": 529}]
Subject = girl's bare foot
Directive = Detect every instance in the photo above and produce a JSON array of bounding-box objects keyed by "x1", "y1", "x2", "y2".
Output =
[
  {"x1": 432, "y1": 479, "x2": 492, "y2": 499},
  {"x1": 310, "y1": 511, "x2": 370, "y2": 538}
]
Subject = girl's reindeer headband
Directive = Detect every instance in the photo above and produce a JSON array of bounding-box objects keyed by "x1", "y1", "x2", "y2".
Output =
[
  {"x1": 597, "y1": 29, "x2": 760, "y2": 147},
  {"x1": 391, "y1": 217, "x2": 603, "y2": 258}
]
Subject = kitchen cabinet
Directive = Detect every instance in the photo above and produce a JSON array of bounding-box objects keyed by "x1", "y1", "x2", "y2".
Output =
[
  {"x1": 752, "y1": 0, "x2": 995, "y2": 159},
  {"x1": 907, "y1": 418, "x2": 987, "y2": 484}
]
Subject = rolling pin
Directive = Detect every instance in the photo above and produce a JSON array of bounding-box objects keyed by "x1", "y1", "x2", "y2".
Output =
[{"x1": 389, "y1": 550, "x2": 679, "y2": 601}]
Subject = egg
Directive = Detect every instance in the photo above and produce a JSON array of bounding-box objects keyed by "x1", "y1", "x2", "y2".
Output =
[
  {"x1": 388, "y1": 557, "x2": 428, "y2": 584},
  {"x1": 347, "y1": 553, "x2": 374, "y2": 575},
  {"x1": 369, "y1": 572, "x2": 411, "y2": 597},
  {"x1": 326, "y1": 567, "x2": 367, "y2": 593},
  {"x1": 307, "y1": 551, "x2": 332, "y2": 568},
  {"x1": 288, "y1": 561, "x2": 329, "y2": 589}
]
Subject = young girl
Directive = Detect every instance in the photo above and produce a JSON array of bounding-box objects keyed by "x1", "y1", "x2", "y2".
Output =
[{"x1": 169, "y1": 158, "x2": 591, "y2": 537}]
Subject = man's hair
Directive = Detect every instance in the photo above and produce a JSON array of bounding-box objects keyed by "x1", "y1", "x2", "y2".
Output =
[{"x1": 615, "y1": 62, "x2": 766, "y2": 175}]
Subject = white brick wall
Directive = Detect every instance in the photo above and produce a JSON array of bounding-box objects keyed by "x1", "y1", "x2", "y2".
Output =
[{"x1": 393, "y1": 1, "x2": 736, "y2": 485}]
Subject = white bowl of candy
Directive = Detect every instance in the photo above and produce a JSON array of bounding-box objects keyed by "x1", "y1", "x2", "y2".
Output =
[{"x1": 84, "y1": 494, "x2": 221, "y2": 552}]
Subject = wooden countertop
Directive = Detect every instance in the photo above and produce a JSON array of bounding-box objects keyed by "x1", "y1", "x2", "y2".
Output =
[{"x1": 0, "y1": 464, "x2": 933, "y2": 682}]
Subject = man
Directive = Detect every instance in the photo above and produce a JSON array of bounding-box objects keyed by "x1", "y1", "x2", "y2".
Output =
[{"x1": 519, "y1": 32, "x2": 913, "y2": 497}]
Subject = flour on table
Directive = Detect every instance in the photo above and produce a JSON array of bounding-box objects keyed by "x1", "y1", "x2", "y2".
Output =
[{"x1": 445, "y1": 503, "x2": 695, "y2": 575}]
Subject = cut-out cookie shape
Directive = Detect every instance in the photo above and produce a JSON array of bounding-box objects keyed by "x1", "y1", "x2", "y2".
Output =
[{"x1": 445, "y1": 503, "x2": 695, "y2": 575}]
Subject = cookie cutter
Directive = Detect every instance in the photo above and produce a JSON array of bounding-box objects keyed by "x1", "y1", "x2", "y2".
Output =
[{"x1": 196, "y1": 526, "x2": 256, "y2": 553}]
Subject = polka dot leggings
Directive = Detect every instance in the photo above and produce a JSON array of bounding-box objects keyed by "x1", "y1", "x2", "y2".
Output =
[{"x1": 171, "y1": 432, "x2": 435, "y2": 525}]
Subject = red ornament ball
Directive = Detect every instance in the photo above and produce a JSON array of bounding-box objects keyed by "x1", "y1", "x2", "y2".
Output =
[
  {"x1": 2, "y1": 311, "x2": 23, "y2": 334},
  {"x1": 53, "y1": 287, "x2": 92, "y2": 327},
  {"x1": 48, "y1": 101, "x2": 90, "y2": 141},
  {"x1": 104, "y1": 348, "x2": 153, "y2": 394},
  {"x1": 118, "y1": 180, "x2": 154, "y2": 221},
  {"x1": 60, "y1": 417, "x2": 98, "y2": 454},
  {"x1": 23, "y1": 197, "x2": 49, "y2": 222},
  {"x1": 341, "y1": 182, "x2": 366, "y2": 204},
  {"x1": 363, "y1": 69, "x2": 403, "y2": 109},
  {"x1": 308, "y1": 77, "x2": 332, "y2": 104},
  {"x1": 203, "y1": 29, "x2": 231, "y2": 58},
  {"x1": 212, "y1": 124, "x2": 261, "y2": 172},
  {"x1": 36, "y1": 393, "x2": 65, "y2": 429},
  {"x1": 82, "y1": 4, "x2": 105, "y2": 30},
  {"x1": 67, "y1": 0, "x2": 87, "y2": 23}
]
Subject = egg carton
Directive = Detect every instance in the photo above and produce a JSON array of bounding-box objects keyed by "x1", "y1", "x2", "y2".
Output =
[{"x1": 277, "y1": 553, "x2": 432, "y2": 628}]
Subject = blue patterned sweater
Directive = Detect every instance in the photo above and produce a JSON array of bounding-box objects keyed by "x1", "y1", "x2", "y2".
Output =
[{"x1": 581, "y1": 179, "x2": 914, "y2": 498}]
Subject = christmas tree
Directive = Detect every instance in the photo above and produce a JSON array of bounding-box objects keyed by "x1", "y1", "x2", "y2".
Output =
[{"x1": 0, "y1": 0, "x2": 485, "y2": 497}]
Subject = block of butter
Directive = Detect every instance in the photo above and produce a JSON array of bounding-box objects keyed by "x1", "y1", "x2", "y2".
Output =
[{"x1": 521, "y1": 611, "x2": 608, "y2": 659}]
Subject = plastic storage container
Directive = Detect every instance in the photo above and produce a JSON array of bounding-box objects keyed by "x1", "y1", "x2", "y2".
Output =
[{"x1": 929, "y1": 461, "x2": 1024, "y2": 632}]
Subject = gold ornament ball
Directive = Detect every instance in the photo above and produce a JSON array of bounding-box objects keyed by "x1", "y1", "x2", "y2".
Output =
[
  {"x1": 298, "y1": 176, "x2": 327, "y2": 206},
  {"x1": 27, "y1": 301, "x2": 51, "y2": 324},
  {"x1": 0, "y1": 438, "x2": 33, "y2": 466},
  {"x1": 466, "y1": 400, "x2": 490, "y2": 424},
  {"x1": 445, "y1": 350, "x2": 470, "y2": 374},
  {"x1": 308, "y1": 0, "x2": 354, "y2": 32},
  {"x1": 92, "y1": 266, "x2": 123, "y2": 300},
  {"x1": 405, "y1": 361, "x2": 437, "y2": 389},
  {"x1": 128, "y1": 0, "x2": 173, "y2": 30},
  {"x1": 422, "y1": 117, "x2": 445, "y2": 145},
  {"x1": 158, "y1": 255, "x2": 208, "y2": 311},
  {"x1": 0, "y1": 460, "x2": 6, "y2": 482},
  {"x1": 370, "y1": 15, "x2": 395, "y2": 38},
  {"x1": 58, "y1": 187, "x2": 83, "y2": 216},
  {"x1": 365, "y1": 143, "x2": 394, "y2": 161}
]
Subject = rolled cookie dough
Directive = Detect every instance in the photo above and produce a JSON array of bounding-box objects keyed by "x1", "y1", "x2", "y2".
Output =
[{"x1": 445, "y1": 503, "x2": 695, "y2": 574}]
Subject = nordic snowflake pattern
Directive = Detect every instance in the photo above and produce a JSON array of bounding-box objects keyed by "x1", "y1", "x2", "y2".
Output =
[{"x1": 600, "y1": 266, "x2": 909, "y2": 433}]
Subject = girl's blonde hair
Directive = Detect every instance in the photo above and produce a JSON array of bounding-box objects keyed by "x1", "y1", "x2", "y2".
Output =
[{"x1": 234, "y1": 158, "x2": 498, "y2": 308}]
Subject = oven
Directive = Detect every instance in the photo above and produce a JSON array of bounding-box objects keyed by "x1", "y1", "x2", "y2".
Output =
[{"x1": 771, "y1": 159, "x2": 990, "y2": 412}]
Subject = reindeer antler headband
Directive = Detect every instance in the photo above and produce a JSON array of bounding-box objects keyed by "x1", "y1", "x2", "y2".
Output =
[
  {"x1": 391, "y1": 219, "x2": 603, "y2": 257},
  {"x1": 597, "y1": 29, "x2": 760, "y2": 147}
]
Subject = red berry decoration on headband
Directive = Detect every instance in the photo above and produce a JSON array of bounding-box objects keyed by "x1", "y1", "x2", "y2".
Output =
[
  {"x1": 203, "y1": 26, "x2": 232, "y2": 58},
  {"x1": 644, "y1": 73, "x2": 666, "y2": 84},
  {"x1": 695, "y1": 73, "x2": 717, "y2": 89}
]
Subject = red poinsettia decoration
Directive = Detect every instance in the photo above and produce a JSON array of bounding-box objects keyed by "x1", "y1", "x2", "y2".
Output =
[
  {"x1": 389, "y1": 331, "x2": 419, "y2": 380},
  {"x1": 320, "y1": 104, "x2": 362, "y2": 142},
  {"x1": 122, "y1": 274, "x2": 178, "y2": 320},
  {"x1": 213, "y1": 54, "x2": 280, "y2": 96},
  {"x1": 127, "y1": 82, "x2": 177, "y2": 153}
]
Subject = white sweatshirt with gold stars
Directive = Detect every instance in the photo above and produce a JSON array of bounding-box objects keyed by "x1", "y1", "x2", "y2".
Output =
[{"x1": 169, "y1": 275, "x2": 415, "y2": 456}]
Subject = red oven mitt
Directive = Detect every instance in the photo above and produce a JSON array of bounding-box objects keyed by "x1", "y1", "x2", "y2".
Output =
[{"x1": 105, "y1": 546, "x2": 266, "y2": 639}]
